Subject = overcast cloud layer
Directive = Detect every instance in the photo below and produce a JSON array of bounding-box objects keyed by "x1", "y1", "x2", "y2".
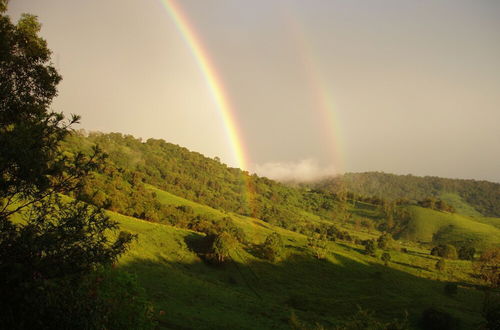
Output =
[{"x1": 8, "y1": 0, "x2": 500, "y2": 182}]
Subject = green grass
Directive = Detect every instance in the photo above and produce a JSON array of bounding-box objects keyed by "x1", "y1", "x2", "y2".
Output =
[
  {"x1": 398, "y1": 205, "x2": 500, "y2": 249},
  {"x1": 108, "y1": 189, "x2": 488, "y2": 329},
  {"x1": 439, "y1": 192, "x2": 483, "y2": 217}
]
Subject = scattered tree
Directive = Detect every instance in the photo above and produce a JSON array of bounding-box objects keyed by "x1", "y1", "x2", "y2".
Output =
[
  {"x1": 458, "y1": 245, "x2": 476, "y2": 261},
  {"x1": 308, "y1": 233, "x2": 328, "y2": 259},
  {"x1": 211, "y1": 232, "x2": 238, "y2": 264},
  {"x1": 436, "y1": 259, "x2": 446, "y2": 272},
  {"x1": 262, "y1": 232, "x2": 284, "y2": 262},
  {"x1": 431, "y1": 244, "x2": 458, "y2": 259},
  {"x1": 381, "y1": 252, "x2": 391, "y2": 266},
  {"x1": 364, "y1": 240, "x2": 377, "y2": 256},
  {"x1": 377, "y1": 233, "x2": 394, "y2": 250},
  {"x1": 475, "y1": 247, "x2": 500, "y2": 288}
]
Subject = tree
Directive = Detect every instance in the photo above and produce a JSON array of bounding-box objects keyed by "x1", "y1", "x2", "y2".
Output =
[
  {"x1": 0, "y1": 4, "x2": 136, "y2": 328},
  {"x1": 308, "y1": 233, "x2": 328, "y2": 259},
  {"x1": 262, "y1": 232, "x2": 284, "y2": 262},
  {"x1": 211, "y1": 232, "x2": 237, "y2": 264},
  {"x1": 475, "y1": 247, "x2": 500, "y2": 288},
  {"x1": 381, "y1": 252, "x2": 391, "y2": 266},
  {"x1": 377, "y1": 233, "x2": 394, "y2": 250},
  {"x1": 365, "y1": 239, "x2": 377, "y2": 256},
  {"x1": 431, "y1": 244, "x2": 458, "y2": 259},
  {"x1": 458, "y1": 245, "x2": 476, "y2": 261},
  {"x1": 435, "y1": 259, "x2": 446, "y2": 272}
]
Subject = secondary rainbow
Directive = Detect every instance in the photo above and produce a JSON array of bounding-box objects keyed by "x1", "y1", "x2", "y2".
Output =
[
  {"x1": 284, "y1": 12, "x2": 345, "y2": 174},
  {"x1": 159, "y1": 0, "x2": 248, "y2": 171}
]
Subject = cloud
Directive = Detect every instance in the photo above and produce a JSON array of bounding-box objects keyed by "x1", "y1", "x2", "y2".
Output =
[{"x1": 252, "y1": 159, "x2": 337, "y2": 182}]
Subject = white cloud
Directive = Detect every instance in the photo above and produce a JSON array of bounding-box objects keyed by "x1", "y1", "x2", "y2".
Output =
[{"x1": 252, "y1": 159, "x2": 337, "y2": 182}]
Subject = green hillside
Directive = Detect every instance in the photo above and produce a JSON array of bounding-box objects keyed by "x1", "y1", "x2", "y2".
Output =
[
  {"x1": 397, "y1": 206, "x2": 500, "y2": 249},
  {"x1": 312, "y1": 172, "x2": 500, "y2": 217},
  {"x1": 110, "y1": 196, "x2": 485, "y2": 329}
]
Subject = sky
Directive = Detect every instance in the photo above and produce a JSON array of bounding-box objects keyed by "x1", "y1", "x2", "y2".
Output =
[{"x1": 8, "y1": 0, "x2": 500, "y2": 183}]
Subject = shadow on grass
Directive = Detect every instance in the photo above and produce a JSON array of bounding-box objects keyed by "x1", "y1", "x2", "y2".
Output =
[{"x1": 118, "y1": 244, "x2": 485, "y2": 330}]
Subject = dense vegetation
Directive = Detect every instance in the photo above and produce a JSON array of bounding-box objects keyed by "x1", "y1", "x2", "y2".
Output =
[
  {"x1": 311, "y1": 172, "x2": 500, "y2": 217},
  {"x1": 62, "y1": 131, "x2": 342, "y2": 230}
]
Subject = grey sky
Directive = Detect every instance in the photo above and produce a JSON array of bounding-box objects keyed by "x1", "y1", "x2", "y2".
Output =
[{"x1": 8, "y1": 0, "x2": 500, "y2": 182}]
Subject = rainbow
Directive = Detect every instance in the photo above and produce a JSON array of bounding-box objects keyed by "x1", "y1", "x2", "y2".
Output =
[
  {"x1": 283, "y1": 11, "x2": 345, "y2": 174},
  {"x1": 160, "y1": 0, "x2": 257, "y2": 214},
  {"x1": 159, "y1": 0, "x2": 249, "y2": 171}
]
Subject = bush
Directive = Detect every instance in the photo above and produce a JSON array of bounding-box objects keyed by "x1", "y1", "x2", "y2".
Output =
[
  {"x1": 377, "y1": 233, "x2": 394, "y2": 250},
  {"x1": 308, "y1": 233, "x2": 328, "y2": 259},
  {"x1": 420, "y1": 307, "x2": 459, "y2": 330},
  {"x1": 431, "y1": 244, "x2": 458, "y2": 259},
  {"x1": 381, "y1": 252, "x2": 391, "y2": 266},
  {"x1": 458, "y1": 245, "x2": 476, "y2": 260},
  {"x1": 436, "y1": 259, "x2": 446, "y2": 272},
  {"x1": 365, "y1": 240, "x2": 377, "y2": 256},
  {"x1": 262, "y1": 232, "x2": 284, "y2": 262},
  {"x1": 211, "y1": 232, "x2": 238, "y2": 264}
]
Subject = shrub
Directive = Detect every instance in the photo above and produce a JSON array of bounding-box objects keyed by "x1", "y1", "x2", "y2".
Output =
[
  {"x1": 262, "y1": 232, "x2": 284, "y2": 262},
  {"x1": 475, "y1": 247, "x2": 500, "y2": 288},
  {"x1": 436, "y1": 259, "x2": 446, "y2": 272},
  {"x1": 458, "y1": 245, "x2": 475, "y2": 260},
  {"x1": 431, "y1": 244, "x2": 458, "y2": 259},
  {"x1": 381, "y1": 252, "x2": 391, "y2": 266},
  {"x1": 377, "y1": 233, "x2": 394, "y2": 250},
  {"x1": 365, "y1": 240, "x2": 377, "y2": 256},
  {"x1": 308, "y1": 233, "x2": 328, "y2": 259},
  {"x1": 211, "y1": 232, "x2": 238, "y2": 264}
]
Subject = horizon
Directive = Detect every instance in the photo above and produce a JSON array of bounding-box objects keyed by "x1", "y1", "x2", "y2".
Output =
[{"x1": 8, "y1": 0, "x2": 500, "y2": 183}]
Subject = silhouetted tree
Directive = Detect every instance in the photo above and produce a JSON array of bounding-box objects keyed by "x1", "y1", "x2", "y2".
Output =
[{"x1": 0, "y1": 4, "x2": 136, "y2": 328}]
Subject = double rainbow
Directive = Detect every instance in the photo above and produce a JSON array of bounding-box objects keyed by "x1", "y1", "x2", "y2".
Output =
[{"x1": 160, "y1": 0, "x2": 343, "y2": 176}]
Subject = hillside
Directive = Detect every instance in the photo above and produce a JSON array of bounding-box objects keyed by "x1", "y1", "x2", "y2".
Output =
[
  {"x1": 311, "y1": 172, "x2": 500, "y2": 217},
  {"x1": 395, "y1": 206, "x2": 500, "y2": 249},
  {"x1": 58, "y1": 131, "x2": 500, "y2": 328},
  {"x1": 61, "y1": 132, "x2": 500, "y2": 251},
  {"x1": 62, "y1": 132, "x2": 339, "y2": 229},
  {"x1": 111, "y1": 189, "x2": 485, "y2": 329}
]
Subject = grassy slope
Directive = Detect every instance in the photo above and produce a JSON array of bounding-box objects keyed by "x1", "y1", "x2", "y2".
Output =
[
  {"x1": 439, "y1": 192, "x2": 483, "y2": 217},
  {"x1": 398, "y1": 206, "x2": 500, "y2": 249},
  {"x1": 110, "y1": 189, "x2": 486, "y2": 329}
]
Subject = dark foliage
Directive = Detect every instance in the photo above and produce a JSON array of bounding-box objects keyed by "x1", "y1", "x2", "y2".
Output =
[
  {"x1": 420, "y1": 307, "x2": 459, "y2": 330},
  {"x1": 0, "y1": 4, "x2": 142, "y2": 328},
  {"x1": 431, "y1": 244, "x2": 458, "y2": 259},
  {"x1": 444, "y1": 283, "x2": 458, "y2": 296}
]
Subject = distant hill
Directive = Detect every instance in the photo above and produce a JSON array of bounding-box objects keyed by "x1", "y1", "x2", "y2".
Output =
[
  {"x1": 395, "y1": 205, "x2": 500, "y2": 249},
  {"x1": 311, "y1": 172, "x2": 500, "y2": 217}
]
